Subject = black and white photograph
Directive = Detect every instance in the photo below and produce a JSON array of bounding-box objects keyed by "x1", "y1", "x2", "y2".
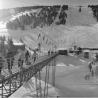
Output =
[{"x1": 1, "y1": 0, "x2": 98, "y2": 98}]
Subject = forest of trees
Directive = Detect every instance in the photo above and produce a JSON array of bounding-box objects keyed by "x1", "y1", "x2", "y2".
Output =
[
  {"x1": 88, "y1": 5, "x2": 98, "y2": 22},
  {"x1": 6, "y1": 5, "x2": 68, "y2": 30}
]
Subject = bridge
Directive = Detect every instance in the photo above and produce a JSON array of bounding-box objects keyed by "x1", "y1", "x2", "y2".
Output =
[{"x1": 0, "y1": 53, "x2": 58, "y2": 98}]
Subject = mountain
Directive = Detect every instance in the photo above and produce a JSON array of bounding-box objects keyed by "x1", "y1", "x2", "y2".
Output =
[{"x1": 1, "y1": 5, "x2": 98, "y2": 51}]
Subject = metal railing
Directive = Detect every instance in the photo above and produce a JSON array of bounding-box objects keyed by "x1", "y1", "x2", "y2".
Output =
[{"x1": 0, "y1": 53, "x2": 58, "y2": 98}]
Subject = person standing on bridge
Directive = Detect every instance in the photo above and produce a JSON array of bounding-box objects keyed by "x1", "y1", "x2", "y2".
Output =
[
  {"x1": 7, "y1": 58, "x2": 12, "y2": 74},
  {"x1": 25, "y1": 50, "x2": 30, "y2": 65},
  {"x1": 18, "y1": 51, "x2": 25, "y2": 70},
  {"x1": 32, "y1": 51, "x2": 37, "y2": 63},
  {"x1": 18, "y1": 57, "x2": 24, "y2": 71},
  {"x1": 6, "y1": 52, "x2": 13, "y2": 74},
  {"x1": 11, "y1": 57, "x2": 14, "y2": 69}
]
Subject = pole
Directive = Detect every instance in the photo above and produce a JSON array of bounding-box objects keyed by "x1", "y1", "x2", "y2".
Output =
[
  {"x1": 44, "y1": 65, "x2": 48, "y2": 98},
  {"x1": 52, "y1": 58, "x2": 56, "y2": 86},
  {"x1": 38, "y1": 71, "x2": 42, "y2": 98},
  {"x1": 35, "y1": 74, "x2": 38, "y2": 97},
  {"x1": 46, "y1": 64, "x2": 50, "y2": 97}
]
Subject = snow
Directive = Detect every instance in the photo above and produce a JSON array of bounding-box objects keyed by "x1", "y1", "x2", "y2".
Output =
[
  {"x1": 9, "y1": 54, "x2": 98, "y2": 97},
  {"x1": 54, "y1": 55, "x2": 98, "y2": 97},
  {"x1": 9, "y1": 77, "x2": 59, "y2": 98},
  {"x1": 2, "y1": 23, "x2": 98, "y2": 49},
  {"x1": 1, "y1": 5, "x2": 98, "y2": 98}
]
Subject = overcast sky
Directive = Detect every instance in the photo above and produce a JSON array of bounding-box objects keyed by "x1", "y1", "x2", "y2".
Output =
[{"x1": 1, "y1": 0, "x2": 98, "y2": 9}]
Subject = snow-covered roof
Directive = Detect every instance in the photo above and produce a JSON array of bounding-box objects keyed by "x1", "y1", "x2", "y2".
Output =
[
  {"x1": 13, "y1": 42, "x2": 24, "y2": 46},
  {"x1": 83, "y1": 50, "x2": 90, "y2": 52}
]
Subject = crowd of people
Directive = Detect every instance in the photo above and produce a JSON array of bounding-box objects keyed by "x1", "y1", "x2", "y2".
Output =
[{"x1": 0, "y1": 49, "x2": 39, "y2": 76}]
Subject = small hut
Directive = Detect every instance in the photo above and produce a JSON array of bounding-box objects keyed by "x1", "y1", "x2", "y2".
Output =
[{"x1": 83, "y1": 50, "x2": 90, "y2": 59}]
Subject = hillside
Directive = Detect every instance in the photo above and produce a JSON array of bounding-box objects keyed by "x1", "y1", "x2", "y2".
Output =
[{"x1": 1, "y1": 5, "x2": 98, "y2": 51}]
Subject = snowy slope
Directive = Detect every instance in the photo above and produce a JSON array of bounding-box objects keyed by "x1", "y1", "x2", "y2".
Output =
[
  {"x1": 66, "y1": 7, "x2": 97, "y2": 26},
  {"x1": 1, "y1": 6, "x2": 98, "y2": 50},
  {"x1": 5, "y1": 24, "x2": 98, "y2": 49}
]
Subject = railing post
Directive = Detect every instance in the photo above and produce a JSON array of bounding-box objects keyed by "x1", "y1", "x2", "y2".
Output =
[
  {"x1": 44, "y1": 64, "x2": 48, "y2": 98},
  {"x1": 38, "y1": 71, "x2": 42, "y2": 98},
  {"x1": 46, "y1": 64, "x2": 50, "y2": 97},
  {"x1": 35, "y1": 74, "x2": 38, "y2": 97},
  {"x1": 1, "y1": 81, "x2": 3, "y2": 98},
  {"x1": 9, "y1": 77, "x2": 11, "y2": 95},
  {"x1": 52, "y1": 58, "x2": 56, "y2": 86},
  {"x1": 14, "y1": 76, "x2": 17, "y2": 90},
  {"x1": 20, "y1": 71, "x2": 22, "y2": 86}
]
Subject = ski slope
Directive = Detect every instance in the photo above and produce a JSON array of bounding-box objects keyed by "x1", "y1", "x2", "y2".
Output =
[{"x1": 1, "y1": 6, "x2": 98, "y2": 50}]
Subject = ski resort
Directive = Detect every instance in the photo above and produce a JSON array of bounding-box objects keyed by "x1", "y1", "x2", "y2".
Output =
[{"x1": 1, "y1": 0, "x2": 98, "y2": 98}]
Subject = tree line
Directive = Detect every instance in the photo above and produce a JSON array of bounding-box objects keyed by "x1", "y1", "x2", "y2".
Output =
[
  {"x1": 6, "y1": 5, "x2": 68, "y2": 30},
  {"x1": 88, "y1": 5, "x2": 98, "y2": 22}
]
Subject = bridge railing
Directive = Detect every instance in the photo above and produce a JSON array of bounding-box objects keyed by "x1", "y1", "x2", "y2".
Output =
[{"x1": 0, "y1": 53, "x2": 58, "y2": 98}]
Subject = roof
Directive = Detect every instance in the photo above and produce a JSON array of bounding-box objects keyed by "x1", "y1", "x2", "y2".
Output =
[{"x1": 83, "y1": 50, "x2": 90, "y2": 52}]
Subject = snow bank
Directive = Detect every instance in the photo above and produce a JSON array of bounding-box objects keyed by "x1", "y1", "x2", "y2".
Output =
[{"x1": 9, "y1": 77, "x2": 59, "y2": 98}]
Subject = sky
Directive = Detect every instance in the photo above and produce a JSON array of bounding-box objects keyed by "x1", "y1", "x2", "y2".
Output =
[{"x1": 1, "y1": 0, "x2": 98, "y2": 9}]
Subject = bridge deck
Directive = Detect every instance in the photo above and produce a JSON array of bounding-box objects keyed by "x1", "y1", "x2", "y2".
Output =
[{"x1": 0, "y1": 53, "x2": 58, "y2": 98}]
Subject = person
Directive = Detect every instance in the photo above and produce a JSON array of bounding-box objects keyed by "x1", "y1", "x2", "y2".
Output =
[
  {"x1": 32, "y1": 51, "x2": 37, "y2": 63},
  {"x1": 6, "y1": 52, "x2": 13, "y2": 74},
  {"x1": 18, "y1": 58, "x2": 21, "y2": 67},
  {"x1": 88, "y1": 61, "x2": 93, "y2": 72},
  {"x1": 92, "y1": 61, "x2": 96, "y2": 77},
  {"x1": 18, "y1": 57, "x2": 23, "y2": 71},
  {"x1": 48, "y1": 50, "x2": 50, "y2": 55},
  {"x1": 25, "y1": 50, "x2": 30, "y2": 64},
  {"x1": 7, "y1": 58, "x2": 12, "y2": 74},
  {"x1": 20, "y1": 51, "x2": 25, "y2": 65},
  {"x1": 11, "y1": 57, "x2": 14, "y2": 69},
  {"x1": 85, "y1": 61, "x2": 94, "y2": 80}
]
